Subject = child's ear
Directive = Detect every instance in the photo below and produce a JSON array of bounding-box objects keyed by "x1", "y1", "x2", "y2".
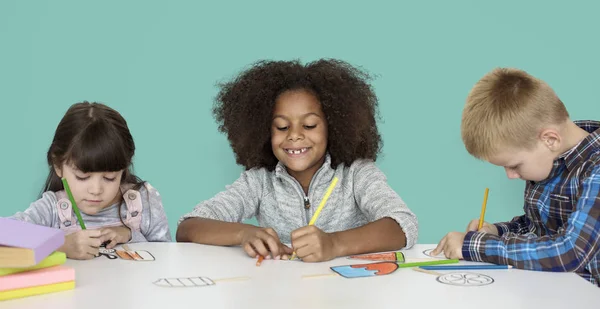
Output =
[
  {"x1": 539, "y1": 128, "x2": 561, "y2": 151},
  {"x1": 53, "y1": 164, "x2": 63, "y2": 178}
]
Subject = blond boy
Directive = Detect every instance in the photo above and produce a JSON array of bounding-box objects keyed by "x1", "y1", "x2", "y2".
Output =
[{"x1": 432, "y1": 68, "x2": 600, "y2": 286}]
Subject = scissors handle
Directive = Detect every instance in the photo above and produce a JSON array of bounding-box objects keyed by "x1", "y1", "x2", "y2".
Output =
[{"x1": 102, "y1": 253, "x2": 118, "y2": 259}]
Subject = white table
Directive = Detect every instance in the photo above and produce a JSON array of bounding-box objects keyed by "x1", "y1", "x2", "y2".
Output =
[{"x1": 3, "y1": 243, "x2": 599, "y2": 308}]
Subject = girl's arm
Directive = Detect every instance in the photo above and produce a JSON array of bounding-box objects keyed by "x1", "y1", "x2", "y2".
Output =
[
  {"x1": 177, "y1": 217, "x2": 259, "y2": 245},
  {"x1": 345, "y1": 160, "x2": 418, "y2": 254},
  {"x1": 329, "y1": 217, "x2": 407, "y2": 257},
  {"x1": 175, "y1": 169, "x2": 264, "y2": 245},
  {"x1": 291, "y1": 161, "x2": 418, "y2": 262},
  {"x1": 10, "y1": 192, "x2": 59, "y2": 227}
]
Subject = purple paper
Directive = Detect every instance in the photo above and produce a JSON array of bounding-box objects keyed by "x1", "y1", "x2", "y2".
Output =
[{"x1": 0, "y1": 218, "x2": 65, "y2": 264}]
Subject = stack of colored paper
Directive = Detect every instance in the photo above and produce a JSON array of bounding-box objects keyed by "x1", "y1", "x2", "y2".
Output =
[{"x1": 0, "y1": 218, "x2": 74, "y2": 301}]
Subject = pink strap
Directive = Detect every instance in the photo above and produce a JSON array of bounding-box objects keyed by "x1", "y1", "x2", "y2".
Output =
[
  {"x1": 121, "y1": 184, "x2": 143, "y2": 232},
  {"x1": 54, "y1": 191, "x2": 76, "y2": 230},
  {"x1": 53, "y1": 184, "x2": 144, "y2": 233}
]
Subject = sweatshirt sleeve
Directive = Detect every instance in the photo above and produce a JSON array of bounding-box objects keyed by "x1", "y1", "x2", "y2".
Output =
[{"x1": 352, "y1": 160, "x2": 419, "y2": 248}]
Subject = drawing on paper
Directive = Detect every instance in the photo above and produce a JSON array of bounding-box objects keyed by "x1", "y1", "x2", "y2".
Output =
[
  {"x1": 153, "y1": 277, "x2": 215, "y2": 287},
  {"x1": 348, "y1": 251, "x2": 405, "y2": 262},
  {"x1": 153, "y1": 276, "x2": 249, "y2": 287},
  {"x1": 115, "y1": 250, "x2": 155, "y2": 261},
  {"x1": 422, "y1": 249, "x2": 446, "y2": 259},
  {"x1": 97, "y1": 247, "x2": 155, "y2": 261},
  {"x1": 331, "y1": 262, "x2": 398, "y2": 278},
  {"x1": 436, "y1": 272, "x2": 494, "y2": 286}
]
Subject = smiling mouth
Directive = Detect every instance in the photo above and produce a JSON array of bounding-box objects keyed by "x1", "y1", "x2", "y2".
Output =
[
  {"x1": 285, "y1": 147, "x2": 309, "y2": 155},
  {"x1": 86, "y1": 200, "x2": 102, "y2": 203}
]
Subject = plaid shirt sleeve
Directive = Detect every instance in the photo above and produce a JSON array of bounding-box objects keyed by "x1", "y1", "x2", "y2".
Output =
[
  {"x1": 494, "y1": 214, "x2": 532, "y2": 236},
  {"x1": 462, "y1": 166, "x2": 600, "y2": 272}
]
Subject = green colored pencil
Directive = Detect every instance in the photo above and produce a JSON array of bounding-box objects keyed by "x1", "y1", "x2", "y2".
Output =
[
  {"x1": 396, "y1": 259, "x2": 459, "y2": 268},
  {"x1": 61, "y1": 178, "x2": 86, "y2": 229}
]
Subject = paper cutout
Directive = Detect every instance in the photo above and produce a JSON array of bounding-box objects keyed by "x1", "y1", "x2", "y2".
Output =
[
  {"x1": 423, "y1": 249, "x2": 446, "y2": 259},
  {"x1": 436, "y1": 272, "x2": 494, "y2": 286},
  {"x1": 115, "y1": 250, "x2": 155, "y2": 261},
  {"x1": 97, "y1": 248, "x2": 155, "y2": 261},
  {"x1": 154, "y1": 277, "x2": 215, "y2": 287},
  {"x1": 330, "y1": 262, "x2": 398, "y2": 278},
  {"x1": 348, "y1": 251, "x2": 405, "y2": 262},
  {"x1": 153, "y1": 276, "x2": 250, "y2": 287}
]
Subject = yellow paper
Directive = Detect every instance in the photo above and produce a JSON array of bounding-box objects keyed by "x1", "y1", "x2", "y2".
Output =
[
  {"x1": 0, "y1": 252, "x2": 66, "y2": 277},
  {"x1": 0, "y1": 281, "x2": 74, "y2": 301}
]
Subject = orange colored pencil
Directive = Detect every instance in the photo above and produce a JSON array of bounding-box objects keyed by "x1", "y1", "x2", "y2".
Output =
[{"x1": 256, "y1": 255, "x2": 264, "y2": 267}]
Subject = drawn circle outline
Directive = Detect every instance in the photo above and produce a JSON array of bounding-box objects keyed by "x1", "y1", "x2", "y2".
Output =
[{"x1": 436, "y1": 272, "x2": 494, "y2": 286}]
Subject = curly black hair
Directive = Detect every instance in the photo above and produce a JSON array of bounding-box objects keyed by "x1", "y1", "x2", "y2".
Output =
[{"x1": 213, "y1": 59, "x2": 382, "y2": 170}]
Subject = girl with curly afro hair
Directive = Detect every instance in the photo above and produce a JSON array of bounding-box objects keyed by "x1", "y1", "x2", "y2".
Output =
[{"x1": 177, "y1": 59, "x2": 418, "y2": 262}]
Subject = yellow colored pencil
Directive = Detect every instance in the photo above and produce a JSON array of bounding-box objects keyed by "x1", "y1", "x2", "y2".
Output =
[
  {"x1": 478, "y1": 188, "x2": 489, "y2": 230},
  {"x1": 290, "y1": 177, "x2": 339, "y2": 261}
]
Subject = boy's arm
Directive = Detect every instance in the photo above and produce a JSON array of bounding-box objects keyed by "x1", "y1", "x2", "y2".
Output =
[
  {"x1": 176, "y1": 170, "x2": 262, "y2": 245},
  {"x1": 335, "y1": 160, "x2": 418, "y2": 255},
  {"x1": 462, "y1": 166, "x2": 600, "y2": 272},
  {"x1": 494, "y1": 183, "x2": 535, "y2": 236},
  {"x1": 494, "y1": 213, "x2": 533, "y2": 236}
]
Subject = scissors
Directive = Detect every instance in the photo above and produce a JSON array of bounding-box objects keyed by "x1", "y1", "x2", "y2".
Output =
[{"x1": 98, "y1": 247, "x2": 118, "y2": 260}]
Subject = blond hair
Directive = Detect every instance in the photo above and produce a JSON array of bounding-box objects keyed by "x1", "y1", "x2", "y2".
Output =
[{"x1": 461, "y1": 68, "x2": 569, "y2": 160}]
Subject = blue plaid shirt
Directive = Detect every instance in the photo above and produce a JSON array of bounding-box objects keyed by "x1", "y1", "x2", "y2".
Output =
[{"x1": 463, "y1": 120, "x2": 600, "y2": 286}]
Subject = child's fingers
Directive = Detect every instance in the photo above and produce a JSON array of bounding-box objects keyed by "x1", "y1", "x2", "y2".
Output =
[
  {"x1": 105, "y1": 239, "x2": 118, "y2": 249},
  {"x1": 482, "y1": 223, "x2": 498, "y2": 235},
  {"x1": 290, "y1": 226, "x2": 314, "y2": 241},
  {"x1": 465, "y1": 219, "x2": 480, "y2": 232},
  {"x1": 281, "y1": 244, "x2": 294, "y2": 254},
  {"x1": 243, "y1": 243, "x2": 258, "y2": 258},
  {"x1": 87, "y1": 237, "x2": 104, "y2": 248},
  {"x1": 99, "y1": 232, "x2": 114, "y2": 244},
  {"x1": 441, "y1": 241, "x2": 455, "y2": 259},
  {"x1": 99, "y1": 229, "x2": 116, "y2": 239},
  {"x1": 76, "y1": 252, "x2": 95, "y2": 260},
  {"x1": 294, "y1": 244, "x2": 314, "y2": 261},
  {"x1": 86, "y1": 245, "x2": 100, "y2": 258},
  {"x1": 82, "y1": 229, "x2": 103, "y2": 238},
  {"x1": 291, "y1": 236, "x2": 310, "y2": 255},
  {"x1": 263, "y1": 228, "x2": 281, "y2": 242},
  {"x1": 431, "y1": 237, "x2": 446, "y2": 256},
  {"x1": 299, "y1": 252, "x2": 318, "y2": 263},
  {"x1": 263, "y1": 236, "x2": 281, "y2": 258},
  {"x1": 250, "y1": 238, "x2": 270, "y2": 257}
]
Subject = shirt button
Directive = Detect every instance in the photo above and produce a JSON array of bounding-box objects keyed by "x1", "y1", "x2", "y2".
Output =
[
  {"x1": 64, "y1": 220, "x2": 72, "y2": 227},
  {"x1": 128, "y1": 193, "x2": 136, "y2": 200},
  {"x1": 131, "y1": 211, "x2": 139, "y2": 217},
  {"x1": 60, "y1": 202, "x2": 69, "y2": 210}
]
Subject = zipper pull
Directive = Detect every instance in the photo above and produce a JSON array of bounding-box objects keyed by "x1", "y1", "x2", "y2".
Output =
[{"x1": 304, "y1": 196, "x2": 311, "y2": 209}]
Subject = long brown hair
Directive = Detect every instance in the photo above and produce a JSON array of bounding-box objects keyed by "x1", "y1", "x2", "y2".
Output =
[{"x1": 42, "y1": 101, "x2": 144, "y2": 196}]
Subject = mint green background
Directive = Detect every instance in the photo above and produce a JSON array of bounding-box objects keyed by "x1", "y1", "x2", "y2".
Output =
[{"x1": 1, "y1": 1, "x2": 599, "y2": 244}]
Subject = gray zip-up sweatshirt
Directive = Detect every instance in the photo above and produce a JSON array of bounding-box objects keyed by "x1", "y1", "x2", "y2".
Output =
[{"x1": 180, "y1": 154, "x2": 418, "y2": 247}]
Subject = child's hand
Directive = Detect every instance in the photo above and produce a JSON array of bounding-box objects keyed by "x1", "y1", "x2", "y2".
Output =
[
  {"x1": 465, "y1": 219, "x2": 499, "y2": 235},
  {"x1": 290, "y1": 226, "x2": 339, "y2": 262},
  {"x1": 99, "y1": 226, "x2": 132, "y2": 249},
  {"x1": 240, "y1": 227, "x2": 292, "y2": 260},
  {"x1": 431, "y1": 231, "x2": 466, "y2": 259},
  {"x1": 61, "y1": 230, "x2": 104, "y2": 260}
]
